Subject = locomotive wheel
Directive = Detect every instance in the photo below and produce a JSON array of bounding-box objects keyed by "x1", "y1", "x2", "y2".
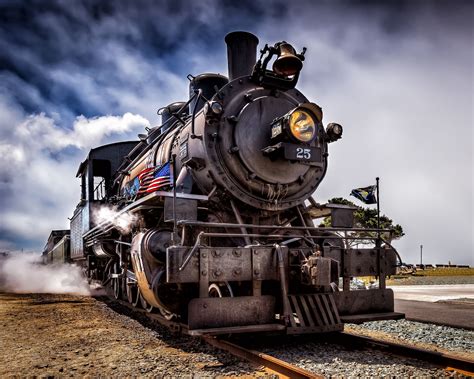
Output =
[
  {"x1": 139, "y1": 293, "x2": 154, "y2": 313},
  {"x1": 208, "y1": 282, "x2": 234, "y2": 297},
  {"x1": 110, "y1": 262, "x2": 122, "y2": 300},
  {"x1": 126, "y1": 278, "x2": 139, "y2": 304},
  {"x1": 132, "y1": 288, "x2": 142, "y2": 308}
]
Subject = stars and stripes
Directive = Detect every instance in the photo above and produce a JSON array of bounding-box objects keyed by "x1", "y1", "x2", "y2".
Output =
[
  {"x1": 136, "y1": 167, "x2": 155, "y2": 196},
  {"x1": 122, "y1": 161, "x2": 173, "y2": 199},
  {"x1": 146, "y1": 162, "x2": 172, "y2": 193}
]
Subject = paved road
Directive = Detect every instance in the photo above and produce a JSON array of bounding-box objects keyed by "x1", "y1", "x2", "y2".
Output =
[
  {"x1": 390, "y1": 284, "x2": 474, "y2": 302},
  {"x1": 389, "y1": 284, "x2": 474, "y2": 329}
]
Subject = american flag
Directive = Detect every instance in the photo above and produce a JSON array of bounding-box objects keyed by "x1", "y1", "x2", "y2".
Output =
[
  {"x1": 147, "y1": 162, "x2": 172, "y2": 193},
  {"x1": 136, "y1": 167, "x2": 155, "y2": 196}
]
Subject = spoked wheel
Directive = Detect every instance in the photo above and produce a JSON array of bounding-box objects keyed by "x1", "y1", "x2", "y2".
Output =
[
  {"x1": 126, "y1": 278, "x2": 139, "y2": 304},
  {"x1": 132, "y1": 288, "x2": 142, "y2": 308},
  {"x1": 139, "y1": 293, "x2": 154, "y2": 313},
  {"x1": 110, "y1": 262, "x2": 122, "y2": 300},
  {"x1": 208, "y1": 282, "x2": 234, "y2": 298}
]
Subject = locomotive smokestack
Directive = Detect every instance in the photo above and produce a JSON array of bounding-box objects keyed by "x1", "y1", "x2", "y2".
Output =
[{"x1": 225, "y1": 31, "x2": 259, "y2": 81}]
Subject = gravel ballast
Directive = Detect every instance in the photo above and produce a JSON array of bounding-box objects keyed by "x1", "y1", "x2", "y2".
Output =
[
  {"x1": 0, "y1": 292, "x2": 263, "y2": 377},
  {"x1": 347, "y1": 319, "x2": 474, "y2": 358},
  {"x1": 257, "y1": 339, "x2": 456, "y2": 377}
]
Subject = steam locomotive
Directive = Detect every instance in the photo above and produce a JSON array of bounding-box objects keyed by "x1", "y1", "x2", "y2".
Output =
[{"x1": 44, "y1": 32, "x2": 403, "y2": 335}]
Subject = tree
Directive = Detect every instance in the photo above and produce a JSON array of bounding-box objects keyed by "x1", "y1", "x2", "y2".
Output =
[{"x1": 321, "y1": 197, "x2": 404, "y2": 247}]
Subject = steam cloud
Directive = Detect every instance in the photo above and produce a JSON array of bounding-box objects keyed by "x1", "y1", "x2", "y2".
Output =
[
  {"x1": 94, "y1": 206, "x2": 138, "y2": 234},
  {"x1": 0, "y1": 254, "x2": 90, "y2": 295}
]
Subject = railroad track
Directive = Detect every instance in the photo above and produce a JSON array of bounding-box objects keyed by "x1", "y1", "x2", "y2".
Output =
[
  {"x1": 213, "y1": 332, "x2": 474, "y2": 377},
  {"x1": 337, "y1": 332, "x2": 474, "y2": 376},
  {"x1": 99, "y1": 295, "x2": 473, "y2": 377},
  {"x1": 99, "y1": 295, "x2": 316, "y2": 378},
  {"x1": 203, "y1": 336, "x2": 320, "y2": 379}
]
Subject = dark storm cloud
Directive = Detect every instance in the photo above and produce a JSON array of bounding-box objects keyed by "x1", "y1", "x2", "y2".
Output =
[
  {"x1": 1, "y1": 0, "x2": 470, "y2": 119},
  {"x1": 0, "y1": 0, "x2": 276, "y2": 118},
  {"x1": 0, "y1": 0, "x2": 472, "y2": 264}
]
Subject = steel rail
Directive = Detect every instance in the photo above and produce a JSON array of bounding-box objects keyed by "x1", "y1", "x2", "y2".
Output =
[
  {"x1": 202, "y1": 336, "x2": 322, "y2": 379},
  {"x1": 339, "y1": 332, "x2": 474, "y2": 375}
]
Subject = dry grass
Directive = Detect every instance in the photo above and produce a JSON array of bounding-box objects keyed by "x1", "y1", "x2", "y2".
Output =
[
  {"x1": 359, "y1": 267, "x2": 474, "y2": 286},
  {"x1": 412, "y1": 267, "x2": 474, "y2": 276}
]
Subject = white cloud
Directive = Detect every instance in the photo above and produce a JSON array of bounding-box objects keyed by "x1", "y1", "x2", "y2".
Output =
[
  {"x1": 14, "y1": 112, "x2": 149, "y2": 152},
  {"x1": 0, "y1": 111, "x2": 149, "y2": 244}
]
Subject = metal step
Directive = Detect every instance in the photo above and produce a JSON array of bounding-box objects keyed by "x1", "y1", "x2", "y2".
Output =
[{"x1": 287, "y1": 293, "x2": 344, "y2": 334}]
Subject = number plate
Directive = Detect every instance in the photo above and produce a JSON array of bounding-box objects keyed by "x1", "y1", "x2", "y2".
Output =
[{"x1": 283, "y1": 144, "x2": 321, "y2": 162}]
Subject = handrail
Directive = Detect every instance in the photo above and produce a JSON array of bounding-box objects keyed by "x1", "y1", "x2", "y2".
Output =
[{"x1": 177, "y1": 220, "x2": 394, "y2": 233}]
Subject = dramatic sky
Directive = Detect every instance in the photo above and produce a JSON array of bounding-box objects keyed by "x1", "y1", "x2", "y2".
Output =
[{"x1": 0, "y1": 0, "x2": 472, "y2": 265}]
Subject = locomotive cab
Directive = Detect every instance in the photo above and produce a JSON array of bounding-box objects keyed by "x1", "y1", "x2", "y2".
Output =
[{"x1": 70, "y1": 141, "x2": 140, "y2": 263}]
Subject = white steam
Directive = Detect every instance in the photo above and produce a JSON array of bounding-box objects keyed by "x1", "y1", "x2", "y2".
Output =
[
  {"x1": 0, "y1": 254, "x2": 90, "y2": 295},
  {"x1": 94, "y1": 205, "x2": 138, "y2": 234},
  {"x1": 14, "y1": 111, "x2": 150, "y2": 152}
]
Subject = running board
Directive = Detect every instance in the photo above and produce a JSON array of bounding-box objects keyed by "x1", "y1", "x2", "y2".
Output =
[
  {"x1": 287, "y1": 293, "x2": 344, "y2": 334},
  {"x1": 340, "y1": 312, "x2": 405, "y2": 324}
]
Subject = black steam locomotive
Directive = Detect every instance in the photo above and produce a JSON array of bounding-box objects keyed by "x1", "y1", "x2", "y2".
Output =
[{"x1": 45, "y1": 32, "x2": 403, "y2": 335}]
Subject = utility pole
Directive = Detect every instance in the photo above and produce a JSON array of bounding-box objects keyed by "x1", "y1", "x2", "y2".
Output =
[{"x1": 420, "y1": 244, "x2": 423, "y2": 268}]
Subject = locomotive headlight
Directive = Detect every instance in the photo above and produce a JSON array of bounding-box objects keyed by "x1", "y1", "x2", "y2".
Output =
[
  {"x1": 288, "y1": 109, "x2": 316, "y2": 142},
  {"x1": 269, "y1": 103, "x2": 322, "y2": 145},
  {"x1": 325, "y1": 122, "x2": 343, "y2": 142}
]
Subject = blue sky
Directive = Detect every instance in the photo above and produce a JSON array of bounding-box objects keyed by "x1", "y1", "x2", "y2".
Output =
[{"x1": 0, "y1": 0, "x2": 472, "y2": 264}]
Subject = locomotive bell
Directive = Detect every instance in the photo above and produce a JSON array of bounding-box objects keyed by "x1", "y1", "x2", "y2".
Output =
[{"x1": 272, "y1": 42, "x2": 303, "y2": 77}]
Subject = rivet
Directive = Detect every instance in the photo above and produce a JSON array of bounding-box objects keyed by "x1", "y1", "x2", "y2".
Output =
[
  {"x1": 254, "y1": 269, "x2": 260, "y2": 275},
  {"x1": 202, "y1": 253, "x2": 207, "y2": 258},
  {"x1": 214, "y1": 270, "x2": 221, "y2": 277},
  {"x1": 201, "y1": 270, "x2": 207, "y2": 276},
  {"x1": 203, "y1": 303, "x2": 208, "y2": 308}
]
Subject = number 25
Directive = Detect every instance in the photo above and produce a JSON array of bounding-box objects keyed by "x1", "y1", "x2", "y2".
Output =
[{"x1": 296, "y1": 148, "x2": 311, "y2": 159}]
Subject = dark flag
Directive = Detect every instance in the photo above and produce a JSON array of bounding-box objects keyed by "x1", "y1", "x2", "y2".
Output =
[{"x1": 350, "y1": 185, "x2": 377, "y2": 204}]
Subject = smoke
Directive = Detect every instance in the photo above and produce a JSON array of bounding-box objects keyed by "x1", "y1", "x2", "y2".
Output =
[
  {"x1": 0, "y1": 253, "x2": 90, "y2": 295},
  {"x1": 94, "y1": 205, "x2": 138, "y2": 234}
]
